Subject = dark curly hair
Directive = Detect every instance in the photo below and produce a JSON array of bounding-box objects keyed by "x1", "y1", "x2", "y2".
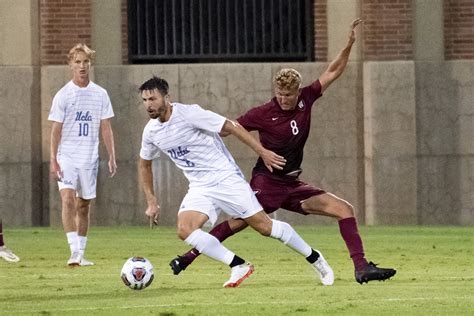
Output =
[{"x1": 138, "y1": 76, "x2": 169, "y2": 96}]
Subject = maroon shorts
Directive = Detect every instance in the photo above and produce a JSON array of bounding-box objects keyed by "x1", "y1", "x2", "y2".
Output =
[{"x1": 250, "y1": 171, "x2": 326, "y2": 215}]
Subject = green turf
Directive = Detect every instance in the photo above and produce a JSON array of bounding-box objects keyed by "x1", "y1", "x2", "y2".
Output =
[{"x1": 0, "y1": 226, "x2": 472, "y2": 315}]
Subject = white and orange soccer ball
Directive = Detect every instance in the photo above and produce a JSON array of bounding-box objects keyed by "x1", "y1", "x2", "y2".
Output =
[{"x1": 121, "y1": 257, "x2": 154, "y2": 290}]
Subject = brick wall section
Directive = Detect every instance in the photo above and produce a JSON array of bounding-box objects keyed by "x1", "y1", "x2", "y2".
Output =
[
  {"x1": 40, "y1": 0, "x2": 92, "y2": 65},
  {"x1": 444, "y1": 0, "x2": 474, "y2": 60},
  {"x1": 314, "y1": 0, "x2": 328, "y2": 62},
  {"x1": 122, "y1": 0, "x2": 129, "y2": 64},
  {"x1": 362, "y1": 0, "x2": 413, "y2": 61}
]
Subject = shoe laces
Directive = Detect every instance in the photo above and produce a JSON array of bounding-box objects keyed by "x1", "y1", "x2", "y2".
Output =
[{"x1": 314, "y1": 258, "x2": 329, "y2": 278}]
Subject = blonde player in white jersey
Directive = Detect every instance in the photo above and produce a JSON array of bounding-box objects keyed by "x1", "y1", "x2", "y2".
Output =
[
  {"x1": 139, "y1": 76, "x2": 334, "y2": 287},
  {"x1": 49, "y1": 43, "x2": 117, "y2": 267}
]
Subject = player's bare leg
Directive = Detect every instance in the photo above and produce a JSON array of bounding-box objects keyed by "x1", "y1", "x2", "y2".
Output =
[
  {"x1": 76, "y1": 198, "x2": 94, "y2": 266},
  {"x1": 60, "y1": 189, "x2": 81, "y2": 266},
  {"x1": 177, "y1": 211, "x2": 254, "y2": 288},
  {"x1": 61, "y1": 189, "x2": 77, "y2": 234},
  {"x1": 301, "y1": 192, "x2": 396, "y2": 284},
  {"x1": 170, "y1": 218, "x2": 248, "y2": 274}
]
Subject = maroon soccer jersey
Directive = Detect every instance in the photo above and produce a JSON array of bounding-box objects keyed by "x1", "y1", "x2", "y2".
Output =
[{"x1": 237, "y1": 80, "x2": 323, "y2": 176}]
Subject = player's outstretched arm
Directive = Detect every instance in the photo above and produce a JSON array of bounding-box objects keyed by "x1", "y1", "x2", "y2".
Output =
[
  {"x1": 319, "y1": 18, "x2": 362, "y2": 93},
  {"x1": 221, "y1": 119, "x2": 286, "y2": 172},
  {"x1": 100, "y1": 118, "x2": 117, "y2": 177},
  {"x1": 50, "y1": 122, "x2": 63, "y2": 181},
  {"x1": 139, "y1": 158, "x2": 160, "y2": 223}
]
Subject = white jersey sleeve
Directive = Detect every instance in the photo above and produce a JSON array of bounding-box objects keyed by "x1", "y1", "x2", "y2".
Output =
[
  {"x1": 48, "y1": 91, "x2": 66, "y2": 123},
  {"x1": 140, "y1": 122, "x2": 161, "y2": 160},
  {"x1": 100, "y1": 90, "x2": 114, "y2": 120},
  {"x1": 181, "y1": 104, "x2": 226, "y2": 133}
]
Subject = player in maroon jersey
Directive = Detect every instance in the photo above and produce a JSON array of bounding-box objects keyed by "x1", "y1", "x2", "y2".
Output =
[{"x1": 170, "y1": 18, "x2": 396, "y2": 284}]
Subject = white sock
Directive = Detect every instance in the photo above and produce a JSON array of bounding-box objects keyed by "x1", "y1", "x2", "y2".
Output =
[
  {"x1": 270, "y1": 220, "x2": 312, "y2": 257},
  {"x1": 78, "y1": 236, "x2": 87, "y2": 256},
  {"x1": 184, "y1": 229, "x2": 235, "y2": 265},
  {"x1": 66, "y1": 232, "x2": 78, "y2": 254}
]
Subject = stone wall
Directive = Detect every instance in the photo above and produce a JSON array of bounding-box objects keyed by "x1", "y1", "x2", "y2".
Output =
[
  {"x1": 415, "y1": 61, "x2": 474, "y2": 225},
  {"x1": 1, "y1": 61, "x2": 472, "y2": 227}
]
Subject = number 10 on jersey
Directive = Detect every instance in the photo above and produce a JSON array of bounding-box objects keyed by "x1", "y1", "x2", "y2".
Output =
[{"x1": 78, "y1": 123, "x2": 89, "y2": 136}]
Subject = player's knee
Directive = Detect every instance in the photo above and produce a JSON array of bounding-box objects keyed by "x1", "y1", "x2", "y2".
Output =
[
  {"x1": 176, "y1": 225, "x2": 193, "y2": 240},
  {"x1": 336, "y1": 200, "x2": 354, "y2": 219},
  {"x1": 254, "y1": 222, "x2": 272, "y2": 236},
  {"x1": 75, "y1": 201, "x2": 89, "y2": 217},
  {"x1": 61, "y1": 198, "x2": 75, "y2": 212}
]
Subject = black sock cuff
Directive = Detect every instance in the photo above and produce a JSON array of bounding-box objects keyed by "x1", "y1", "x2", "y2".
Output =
[
  {"x1": 229, "y1": 255, "x2": 245, "y2": 268},
  {"x1": 306, "y1": 249, "x2": 320, "y2": 264}
]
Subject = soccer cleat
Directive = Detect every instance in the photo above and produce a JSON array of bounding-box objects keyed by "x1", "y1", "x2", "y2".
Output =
[
  {"x1": 355, "y1": 261, "x2": 397, "y2": 284},
  {"x1": 311, "y1": 251, "x2": 334, "y2": 286},
  {"x1": 223, "y1": 263, "x2": 254, "y2": 288},
  {"x1": 0, "y1": 246, "x2": 20, "y2": 263},
  {"x1": 67, "y1": 252, "x2": 82, "y2": 267},
  {"x1": 79, "y1": 257, "x2": 95, "y2": 266},
  {"x1": 169, "y1": 255, "x2": 190, "y2": 275}
]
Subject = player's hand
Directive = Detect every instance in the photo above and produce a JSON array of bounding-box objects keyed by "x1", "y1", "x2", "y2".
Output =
[
  {"x1": 261, "y1": 149, "x2": 286, "y2": 172},
  {"x1": 108, "y1": 158, "x2": 117, "y2": 178},
  {"x1": 145, "y1": 204, "x2": 160, "y2": 228},
  {"x1": 49, "y1": 160, "x2": 63, "y2": 181},
  {"x1": 348, "y1": 18, "x2": 363, "y2": 45}
]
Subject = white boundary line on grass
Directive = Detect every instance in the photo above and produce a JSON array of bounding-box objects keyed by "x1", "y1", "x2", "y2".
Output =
[{"x1": 9, "y1": 297, "x2": 473, "y2": 314}]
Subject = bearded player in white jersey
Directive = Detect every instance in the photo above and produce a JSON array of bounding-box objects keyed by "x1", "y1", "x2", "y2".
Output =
[
  {"x1": 49, "y1": 43, "x2": 117, "y2": 267},
  {"x1": 139, "y1": 76, "x2": 334, "y2": 287}
]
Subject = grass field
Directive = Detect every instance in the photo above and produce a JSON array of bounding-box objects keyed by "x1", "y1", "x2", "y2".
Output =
[{"x1": 0, "y1": 226, "x2": 472, "y2": 315}]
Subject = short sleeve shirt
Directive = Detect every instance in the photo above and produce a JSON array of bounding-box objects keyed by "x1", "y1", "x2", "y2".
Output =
[
  {"x1": 48, "y1": 81, "x2": 114, "y2": 169},
  {"x1": 237, "y1": 80, "x2": 323, "y2": 175},
  {"x1": 140, "y1": 103, "x2": 243, "y2": 187}
]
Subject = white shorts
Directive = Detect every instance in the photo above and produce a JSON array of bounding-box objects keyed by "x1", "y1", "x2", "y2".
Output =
[
  {"x1": 178, "y1": 174, "x2": 263, "y2": 226},
  {"x1": 57, "y1": 162, "x2": 98, "y2": 200}
]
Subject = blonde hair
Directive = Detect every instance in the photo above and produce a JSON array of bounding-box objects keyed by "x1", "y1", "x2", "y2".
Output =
[
  {"x1": 67, "y1": 43, "x2": 95, "y2": 63},
  {"x1": 273, "y1": 68, "x2": 302, "y2": 90}
]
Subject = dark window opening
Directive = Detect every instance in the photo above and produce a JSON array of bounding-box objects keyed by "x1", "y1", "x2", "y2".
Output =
[{"x1": 128, "y1": 0, "x2": 314, "y2": 63}]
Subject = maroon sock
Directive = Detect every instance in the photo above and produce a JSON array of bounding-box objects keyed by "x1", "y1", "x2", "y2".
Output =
[
  {"x1": 182, "y1": 221, "x2": 235, "y2": 264},
  {"x1": 338, "y1": 217, "x2": 368, "y2": 271},
  {"x1": 0, "y1": 221, "x2": 4, "y2": 247}
]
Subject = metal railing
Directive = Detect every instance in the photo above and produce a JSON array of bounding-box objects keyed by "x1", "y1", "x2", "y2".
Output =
[{"x1": 128, "y1": 0, "x2": 314, "y2": 63}]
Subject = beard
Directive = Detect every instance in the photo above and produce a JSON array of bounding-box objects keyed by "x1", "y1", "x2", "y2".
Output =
[
  {"x1": 147, "y1": 111, "x2": 159, "y2": 119},
  {"x1": 147, "y1": 105, "x2": 166, "y2": 120}
]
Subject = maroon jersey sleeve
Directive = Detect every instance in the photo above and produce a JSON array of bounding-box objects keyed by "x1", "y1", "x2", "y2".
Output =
[
  {"x1": 301, "y1": 80, "x2": 323, "y2": 108},
  {"x1": 237, "y1": 103, "x2": 266, "y2": 132}
]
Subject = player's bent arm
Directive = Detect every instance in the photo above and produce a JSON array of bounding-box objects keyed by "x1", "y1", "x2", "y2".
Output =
[
  {"x1": 50, "y1": 122, "x2": 63, "y2": 180},
  {"x1": 221, "y1": 119, "x2": 286, "y2": 172},
  {"x1": 319, "y1": 18, "x2": 362, "y2": 93},
  {"x1": 100, "y1": 118, "x2": 117, "y2": 177},
  {"x1": 139, "y1": 158, "x2": 160, "y2": 218},
  {"x1": 218, "y1": 130, "x2": 231, "y2": 137}
]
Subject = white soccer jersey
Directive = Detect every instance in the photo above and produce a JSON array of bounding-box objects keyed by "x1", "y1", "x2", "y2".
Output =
[
  {"x1": 140, "y1": 103, "x2": 243, "y2": 187},
  {"x1": 48, "y1": 80, "x2": 114, "y2": 169}
]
